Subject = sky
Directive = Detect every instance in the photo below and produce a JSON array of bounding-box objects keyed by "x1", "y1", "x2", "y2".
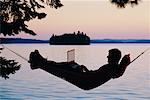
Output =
[{"x1": 2, "y1": 0, "x2": 150, "y2": 40}]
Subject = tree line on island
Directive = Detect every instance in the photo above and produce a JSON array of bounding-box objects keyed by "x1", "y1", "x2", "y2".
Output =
[{"x1": 50, "y1": 31, "x2": 90, "y2": 45}]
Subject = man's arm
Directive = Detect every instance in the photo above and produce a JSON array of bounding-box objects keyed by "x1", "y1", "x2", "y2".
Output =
[{"x1": 113, "y1": 54, "x2": 131, "y2": 78}]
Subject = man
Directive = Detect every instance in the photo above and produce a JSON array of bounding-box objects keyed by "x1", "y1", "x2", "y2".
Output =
[{"x1": 29, "y1": 48, "x2": 130, "y2": 90}]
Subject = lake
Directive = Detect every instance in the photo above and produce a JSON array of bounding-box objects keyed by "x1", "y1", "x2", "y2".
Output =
[{"x1": 0, "y1": 44, "x2": 150, "y2": 100}]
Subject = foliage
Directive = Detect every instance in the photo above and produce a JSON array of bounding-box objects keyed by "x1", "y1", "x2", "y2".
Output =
[
  {"x1": 0, "y1": 0, "x2": 63, "y2": 36},
  {"x1": 0, "y1": 47, "x2": 21, "y2": 79},
  {"x1": 0, "y1": 56, "x2": 21, "y2": 79},
  {"x1": 111, "y1": 0, "x2": 140, "y2": 8}
]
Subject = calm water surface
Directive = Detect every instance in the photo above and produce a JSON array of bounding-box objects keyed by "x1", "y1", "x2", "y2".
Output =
[{"x1": 0, "y1": 44, "x2": 150, "y2": 100}]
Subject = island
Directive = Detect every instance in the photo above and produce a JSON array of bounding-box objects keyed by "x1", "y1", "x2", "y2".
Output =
[{"x1": 49, "y1": 31, "x2": 90, "y2": 45}]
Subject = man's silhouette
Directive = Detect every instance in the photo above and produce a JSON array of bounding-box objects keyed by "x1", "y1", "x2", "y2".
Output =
[{"x1": 29, "y1": 49, "x2": 130, "y2": 90}]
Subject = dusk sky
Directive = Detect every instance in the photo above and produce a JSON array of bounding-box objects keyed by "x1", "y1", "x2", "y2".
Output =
[{"x1": 2, "y1": 0, "x2": 150, "y2": 40}]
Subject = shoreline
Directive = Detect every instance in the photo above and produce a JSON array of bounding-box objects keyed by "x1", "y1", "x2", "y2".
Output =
[{"x1": 1, "y1": 38, "x2": 150, "y2": 44}]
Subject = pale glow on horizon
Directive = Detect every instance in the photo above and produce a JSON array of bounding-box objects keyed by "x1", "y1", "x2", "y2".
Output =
[{"x1": 2, "y1": 1, "x2": 150, "y2": 39}]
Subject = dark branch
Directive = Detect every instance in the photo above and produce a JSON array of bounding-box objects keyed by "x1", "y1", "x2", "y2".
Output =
[
  {"x1": 0, "y1": 0, "x2": 63, "y2": 36},
  {"x1": 111, "y1": 0, "x2": 140, "y2": 8},
  {"x1": 0, "y1": 56, "x2": 21, "y2": 79}
]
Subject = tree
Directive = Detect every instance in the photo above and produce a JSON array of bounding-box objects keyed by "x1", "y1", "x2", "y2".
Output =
[
  {"x1": 0, "y1": 0, "x2": 140, "y2": 36},
  {"x1": 0, "y1": 55, "x2": 21, "y2": 79},
  {"x1": 0, "y1": 47, "x2": 21, "y2": 79},
  {"x1": 0, "y1": 0, "x2": 63, "y2": 36},
  {"x1": 111, "y1": 0, "x2": 140, "y2": 8}
]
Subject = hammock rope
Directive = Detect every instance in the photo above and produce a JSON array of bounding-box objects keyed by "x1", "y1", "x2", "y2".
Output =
[
  {"x1": 2, "y1": 44, "x2": 29, "y2": 62},
  {"x1": 1, "y1": 44, "x2": 150, "y2": 65}
]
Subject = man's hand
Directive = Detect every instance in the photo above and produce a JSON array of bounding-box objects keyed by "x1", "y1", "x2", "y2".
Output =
[
  {"x1": 120, "y1": 54, "x2": 131, "y2": 66},
  {"x1": 113, "y1": 54, "x2": 131, "y2": 79}
]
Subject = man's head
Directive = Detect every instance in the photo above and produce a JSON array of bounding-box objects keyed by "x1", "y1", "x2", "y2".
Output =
[{"x1": 107, "y1": 48, "x2": 121, "y2": 64}]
